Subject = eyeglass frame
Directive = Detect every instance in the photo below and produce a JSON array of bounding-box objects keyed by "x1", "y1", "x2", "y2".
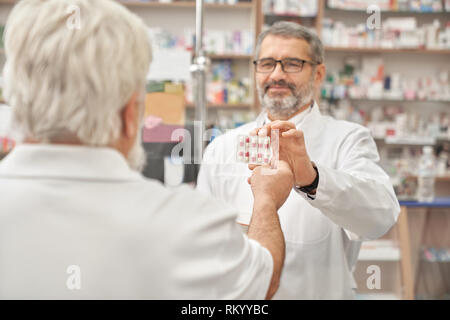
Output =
[{"x1": 253, "y1": 57, "x2": 321, "y2": 73}]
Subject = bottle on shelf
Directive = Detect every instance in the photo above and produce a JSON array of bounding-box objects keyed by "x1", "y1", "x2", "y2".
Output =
[{"x1": 416, "y1": 146, "x2": 436, "y2": 202}]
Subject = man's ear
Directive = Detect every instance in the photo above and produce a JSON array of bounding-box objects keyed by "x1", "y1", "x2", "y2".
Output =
[
  {"x1": 314, "y1": 63, "x2": 326, "y2": 87},
  {"x1": 121, "y1": 92, "x2": 139, "y2": 139}
]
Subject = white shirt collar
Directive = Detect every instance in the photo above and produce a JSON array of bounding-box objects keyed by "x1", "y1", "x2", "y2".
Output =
[
  {"x1": 0, "y1": 144, "x2": 143, "y2": 182},
  {"x1": 256, "y1": 100, "x2": 317, "y2": 128}
]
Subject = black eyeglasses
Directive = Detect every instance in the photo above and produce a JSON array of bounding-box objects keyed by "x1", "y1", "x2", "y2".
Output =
[{"x1": 253, "y1": 58, "x2": 320, "y2": 73}]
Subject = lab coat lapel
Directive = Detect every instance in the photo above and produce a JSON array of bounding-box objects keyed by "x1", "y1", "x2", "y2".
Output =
[
  {"x1": 294, "y1": 102, "x2": 325, "y2": 158},
  {"x1": 254, "y1": 102, "x2": 324, "y2": 159}
]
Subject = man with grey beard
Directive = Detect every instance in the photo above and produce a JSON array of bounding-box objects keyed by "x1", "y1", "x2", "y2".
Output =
[{"x1": 197, "y1": 21, "x2": 400, "y2": 299}]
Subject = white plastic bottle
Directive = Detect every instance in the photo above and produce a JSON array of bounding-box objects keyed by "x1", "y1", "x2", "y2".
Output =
[{"x1": 416, "y1": 146, "x2": 436, "y2": 203}]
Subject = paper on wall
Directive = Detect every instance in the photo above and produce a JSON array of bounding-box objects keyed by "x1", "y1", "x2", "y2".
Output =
[{"x1": 147, "y1": 48, "x2": 191, "y2": 82}]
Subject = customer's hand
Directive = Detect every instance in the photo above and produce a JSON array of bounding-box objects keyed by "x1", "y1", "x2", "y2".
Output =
[
  {"x1": 250, "y1": 121, "x2": 317, "y2": 189},
  {"x1": 247, "y1": 160, "x2": 294, "y2": 210}
]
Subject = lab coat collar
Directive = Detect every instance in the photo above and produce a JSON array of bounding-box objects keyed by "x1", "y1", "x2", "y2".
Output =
[
  {"x1": 256, "y1": 100, "x2": 321, "y2": 129},
  {"x1": 0, "y1": 144, "x2": 143, "y2": 182}
]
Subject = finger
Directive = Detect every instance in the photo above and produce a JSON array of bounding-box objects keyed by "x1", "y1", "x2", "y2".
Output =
[
  {"x1": 270, "y1": 121, "x2": 296, "y2": 132},
  {"x1": 258, "y1": 123, "x2": 272, "y2": 137},
  {"x1": 258, "y1": 127, "x2": 268, "y2": 137},
  {"x1": 249, "y1": 128, "x2": 259, "y2": 136},
  {"x1": 248, "y1": 163, "x2": 260, "y2": 171},
  {"x1": 281, "y1": 128, "x2": 302, "y2": 138},
  {"x1": 247, "y1": 177, "x2": 251, "y2": 184},
  {"x1": 270, "y1": 157, "x2": 280, "y2": 169}
]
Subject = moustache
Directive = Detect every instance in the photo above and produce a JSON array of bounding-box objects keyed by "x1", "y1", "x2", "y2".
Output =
[{"x1": 263, "y1": 80, "x2": 296, "y2": 94}]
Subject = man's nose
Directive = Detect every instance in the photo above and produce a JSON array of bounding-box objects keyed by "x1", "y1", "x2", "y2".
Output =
[{"x1": 269, "y1": 62, "x2": 287, "y2": 82}]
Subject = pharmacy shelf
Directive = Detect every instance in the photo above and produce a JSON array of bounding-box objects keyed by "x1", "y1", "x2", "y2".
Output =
[
  {"x1": 0, "y1": 0, "x2": 254, "y2": 9},
  {"x1": 326, "y1": 97, "x2": 450, "y2": 104},
  {"x1": 325, "y1": 46, "x2": 450, "y2": 54},
  {"x1": 405, "y1": 176, "x2": 450, "y2": 183},
  {"x1": 423, "y1": 257, "x2": 450, "y2": 263},
  {"x1": 358, "y1": 240, "x2": 401, "y2": 261},
  {"x1": 0, "y1": 49, "x2": 254, "y2": 59},
  {"x1": 355, "y1": 293, "x2": 401, "y2": 300},
  {"x1": 0, "y1": 49, "x2": 251, "y2": 59},
  {"x1": 426, "y1": 176, "x2": 450, "y2": 182},
  {"x1": 119, "y1": 1, "x2": 253, "y2": 9},
  {"x1": 358, "y1": 248, "x2": 401, "y2": 261},
  {"x1": 186, "y1": 103, "x2": 251, "y2": 109},
  {"x1": 263, "y1": 0, "x2": 324, "y2": 37},
  {"x1": 373, "y1": 136, "x2": 435, "y2": 145},
  {"x1": 384, "y1": 136, "x2": 436, "y2": 145},
  {"x1": 399, "y1": 197, "x2": 450, "y2": 208},
  {"x1": 422, "y1": 248, "x2": 450, "y2": 262},
  {"x1": 373, "y1": 136, "x2": 450, "y2": 146},
  {"x1": 208, "y1": 54, "x2": 253, "y2": 60},
  {"x1": 264, "y1": 13, "x2": 317, "y2": 18},
  {"x1": 326, "y1": 6, "x2": 449, "y2": 14}
]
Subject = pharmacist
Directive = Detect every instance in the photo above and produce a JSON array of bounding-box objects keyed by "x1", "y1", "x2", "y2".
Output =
[
  {"x1": 197, "y1": 21, "x2": 401, "y2": 299},
  {"x1": 0, "y1": 0, "x2": 294, "y2": 299}
]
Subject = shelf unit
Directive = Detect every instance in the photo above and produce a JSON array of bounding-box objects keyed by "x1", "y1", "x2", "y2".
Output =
[
  {"x1": 320, "y1": 0, "x2": 450, "y2": 300},
  {"x1": 119, "y1": 1, "x2": 253, "y2": 9},
  {"x1": 337, "y1": 97, "x2": 450, "y2": 103},
  {"x1": 395, "y1": 198, "x2": 450, "y2": 300},
  {"x1": 186, "y1": 103, "x2": 251, "y2": 109},
  {"x1": 121, "y1": 0, "x2": 260, "y2": 111},
  {"x1": 322, "y1": 2, "x2": 450, "y2": 54},
  {"x1": 0, "y1": 0, "x2": 255, "y2": 8},
  {"x1": 358, "y1": 240, "x2": 401, "y2": 261},
  {"x1": 262, "y1": 0, "x2": 325, "y2": 35},
  {"x1": 0, "y1": 0, "x2": 260, "y2": 111},
  {"x1": 325, "y1": 6, "x2": 449, "y2": 14},
  {"x1": 209, "y1": 54, "x2": 253, "y2": 60},
  {"x1": 325, "y1": 46, "x2": 450, "y2": 54},
  {"x1": 1, "y1": 0, "x2": 447, "y2": 112},
  {"x1": 320, "y1": 1, "x2": 450, "y2": 148}
]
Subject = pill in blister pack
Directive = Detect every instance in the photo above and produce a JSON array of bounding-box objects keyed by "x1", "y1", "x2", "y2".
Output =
[{"x1": 236, "y1": 134, "x2": 271, "y2": 164}]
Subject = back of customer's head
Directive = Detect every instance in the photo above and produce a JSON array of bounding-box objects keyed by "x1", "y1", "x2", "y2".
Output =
[{"x1": 3, "y1": 0, "x2": 151, "y2": 170}]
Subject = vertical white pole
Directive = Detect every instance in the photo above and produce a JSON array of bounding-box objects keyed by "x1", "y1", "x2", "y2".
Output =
[{"x1": 191, "y1": 0, "x2": 208, "y2": 165}]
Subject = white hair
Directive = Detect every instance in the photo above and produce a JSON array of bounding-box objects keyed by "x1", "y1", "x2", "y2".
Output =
[{"x1": 3, "y1": 0, "x2": 151, "y2": 146}]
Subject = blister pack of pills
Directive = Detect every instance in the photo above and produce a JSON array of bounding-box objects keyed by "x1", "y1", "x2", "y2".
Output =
[{"x1": 236, "y1": 134, "x2": 271, "y2": 164}]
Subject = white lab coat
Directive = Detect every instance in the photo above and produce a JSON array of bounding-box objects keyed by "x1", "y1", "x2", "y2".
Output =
[
  {"x1": 0, "y1": 144, "x2": 273, "y2": 299},
  {"x1": 197, "y1": 102, "x2": 400, "y2": 299}
]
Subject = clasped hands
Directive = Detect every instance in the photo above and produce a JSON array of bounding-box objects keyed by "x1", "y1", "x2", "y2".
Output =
[{"x1": 247, "y1": 121, "x2": 318, "y2": 209}]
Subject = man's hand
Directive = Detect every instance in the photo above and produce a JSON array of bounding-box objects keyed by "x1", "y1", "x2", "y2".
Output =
[
  {"x1": 247, "y1": 160, "x2": 294, "y2": 210},
  {"x1": 250, "y1": 121, "x2": 317, "y2": 189},
  {"x1": 246, "y1": 160, "x2": 292, "y2": 299}
]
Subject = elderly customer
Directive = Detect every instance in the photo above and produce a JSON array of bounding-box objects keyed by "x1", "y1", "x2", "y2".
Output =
[{"x1": 0, "y1": 0, "x2": 294, "y2": 299}]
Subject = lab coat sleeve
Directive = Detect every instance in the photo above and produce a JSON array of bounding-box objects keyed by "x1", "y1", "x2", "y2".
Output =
[
  {"x1": 216, "y1": 222, "x2": 274, "y2": 299},
  {"x1": 303, "y1": 127, "x2": 400, "y2": 240},
  {"x1": 195, "y1": 142, "x2": 274, "y2": 299},
  {"x1": 172, "y1": 186, "x2": 273, "y2": 299}
]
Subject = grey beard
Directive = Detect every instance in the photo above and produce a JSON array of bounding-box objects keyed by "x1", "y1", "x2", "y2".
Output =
[{"x1": 258, "y1": 78, "x2": 315, "y2": 119}]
